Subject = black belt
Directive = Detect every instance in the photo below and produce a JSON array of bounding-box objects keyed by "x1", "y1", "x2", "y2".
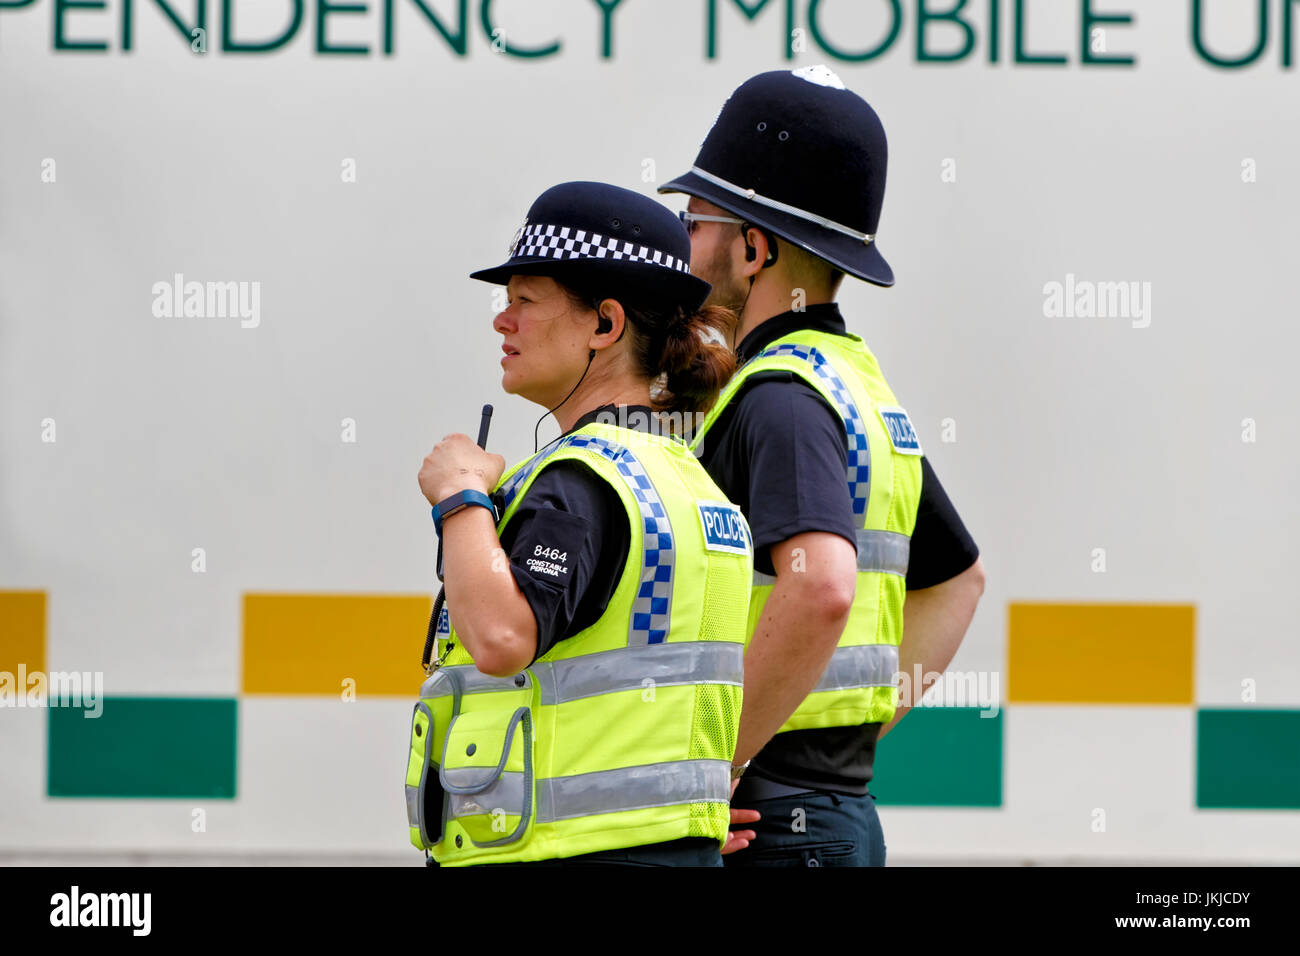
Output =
[{"x1": 736, "y1": 774, "x2": 818, "y2": 801}]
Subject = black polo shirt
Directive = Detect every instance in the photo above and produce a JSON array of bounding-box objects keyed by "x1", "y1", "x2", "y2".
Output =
[{"x1": 694, "y1": 303, "x2": 980, "y2": 796}]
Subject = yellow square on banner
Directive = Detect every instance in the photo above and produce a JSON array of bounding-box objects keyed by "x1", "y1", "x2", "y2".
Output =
[
  {"x1": 0, "y1": 590, "x2": 46, "y2": 676},
  {"x1": 242, "y1": 594, "x2": 433, "y2": 696},
  {"x1": 1007, "y1": 603, "x2": 1195, "y2": 705}
]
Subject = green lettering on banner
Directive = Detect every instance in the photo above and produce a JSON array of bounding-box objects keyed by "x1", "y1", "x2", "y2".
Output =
[
  {"x1": 55, "y1": 0, "x2": 108, "y2": 50},
  {"x1": 988, "y1": 0, "x2": 998, "y2": 61},
  {"x1": 1285, "y1": 0, "x2": 1298, "y2": 67},
  {"x1": 481, "y1": 0, "x2": 560, "y2": 57},
  {"x1": 317, "y1": 0, "x2": 369, "y2": 54},
  {"x1": 1081, "y1": 0, "x2": 1134, "y2": 66},
  {"x1": 591, "y1": 0, "x2": 625, "y2": 59},
  {"x1": 1012, "y1": 0, "x2": 1065, "y2": 65},
  {"x1": 706, "y1": 0, "x2": 794, "y2": 61},
  {"x1": 122, "y1": 0, "x2": 207, "y2": 52},
  {"x1": 916, "y1": 0, "x2": 975, "y2": 63},
  {"x1": 224, "y1": 0, "x2": 303, "y2": 52},
  {"x1": 808, "y1": 0, "x2": 901, "y2": 62},
  {"x1": 383, "y1": 0, "x2": 467, "y2": 56},
  {"x1": 1192, "y1": 0, "x2": 1268, "y2": 69}
]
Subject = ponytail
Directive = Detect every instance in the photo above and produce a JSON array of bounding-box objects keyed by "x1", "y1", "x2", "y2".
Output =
[{"x1": 652, "y1": 304, "x2": 737, "y2": 416}]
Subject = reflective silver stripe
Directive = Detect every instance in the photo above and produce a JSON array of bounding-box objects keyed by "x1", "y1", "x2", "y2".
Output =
[
  {"x1": 420, "y1": 666, "x2": 530, "y2": 699},
  {"x1": 532, "y1": 642, "x2": 743, "y2": 705},
  {"x1": 446, "y1": 760, "x2": 731, "y2": 825},
  {"x1": 424, "y1": 645, "x2": 742, "y2": 705},
  {"x1": 405, "y1": 785, "x2": 421, "y2": 830},
  {"x1": 446, "y1": 771, "x2": 526, "y2": 821},
  {"x1": 812, "y1": 644, "x2": 898, "y2": 693},
  {"x1": 690, "y1": 165, "x2": 876, "y2": 244},
  {"x1": 752, "y1": 530, "x2": 910, "y2": 586},
  {"x1": 411, "y1": 702, "x2": 437, "y2": 846},
  {"x1": 536, "y1": 759, "x2": 729, "y2": 823},
  {"x1": 856, "y1": 529, "x2": 910, "y2": 576}
]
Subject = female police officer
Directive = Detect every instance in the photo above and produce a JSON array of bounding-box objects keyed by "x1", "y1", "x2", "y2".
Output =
[{"x1": 404, "y1": 181, "x2": 756, "y2": 867}]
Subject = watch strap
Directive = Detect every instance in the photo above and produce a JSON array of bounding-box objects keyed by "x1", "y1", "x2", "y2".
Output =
[{"x1": 431, "y1": 489, "x2": 497, "y2": 536}]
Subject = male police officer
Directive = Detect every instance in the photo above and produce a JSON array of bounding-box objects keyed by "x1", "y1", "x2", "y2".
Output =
[{"x1": 661, "y1": 66, "x2": 986, "y2": 866}]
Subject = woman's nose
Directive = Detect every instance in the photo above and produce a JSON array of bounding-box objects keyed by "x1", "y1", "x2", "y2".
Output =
[{"x1": 492, "y1": 308, "x2": 516, "y2": 334}]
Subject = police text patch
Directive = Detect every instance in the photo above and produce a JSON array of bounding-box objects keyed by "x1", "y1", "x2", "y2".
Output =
[
  {"x1": 696, "y1": 501, "x2": 751, "y2": 555},
  {"x1": 878, "y1": 406, "x2": 923, "y2": 456}
]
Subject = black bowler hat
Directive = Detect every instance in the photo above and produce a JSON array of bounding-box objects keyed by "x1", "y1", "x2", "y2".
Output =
[
  {"x1": 470, "y1": 181, "x2": 713, "y2": 311},
  {"x1": 660, "y1": 66, "x2": 894, "y2": 287}
]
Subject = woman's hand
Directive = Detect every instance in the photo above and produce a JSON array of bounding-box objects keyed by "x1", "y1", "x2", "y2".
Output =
[{"x1": 419, "y1": 434, "x2": 507, "y2": 505}]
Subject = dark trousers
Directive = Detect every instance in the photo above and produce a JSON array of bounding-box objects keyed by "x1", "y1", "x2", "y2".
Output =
[{"x1": 723, "y1": 789, "x2": 886, "y2": 867}]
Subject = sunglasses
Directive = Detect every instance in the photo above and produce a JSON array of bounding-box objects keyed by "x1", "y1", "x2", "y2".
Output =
[{"x1": 679, "y1": 210, "x2": 745, "y2": 236}]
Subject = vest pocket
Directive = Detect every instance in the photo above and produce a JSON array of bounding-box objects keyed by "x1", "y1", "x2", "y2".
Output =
[
  {"x1": 440, "y1": 704, "x2": 534, "y2": 848},
  {"x1": 405, "y1": 701, "x2": 445, "y2": 849}
]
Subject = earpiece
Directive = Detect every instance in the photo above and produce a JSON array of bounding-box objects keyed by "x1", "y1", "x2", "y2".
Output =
[
  {"x1": 742, "y1": 224, "x2": 777, "y2": 267},
  {"x1": 596, "y1": 315, "x2": 612, "y2": 334}
]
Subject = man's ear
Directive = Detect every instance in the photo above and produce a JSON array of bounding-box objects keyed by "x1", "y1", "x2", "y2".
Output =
[{"x1": 740, "y1": 223, "x2": 777, "y2": 276}]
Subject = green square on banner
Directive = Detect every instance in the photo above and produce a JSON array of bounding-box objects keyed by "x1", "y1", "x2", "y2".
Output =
[
  {"x1": 48, "y1": 697, "x2": 237, "y2": 799},
  {"x1": 872, "y1": 706, "x2": 1003, "y2": 807},
  {"x1": 1197, "y1": 708, "x2": 1300, "y2": 810}
]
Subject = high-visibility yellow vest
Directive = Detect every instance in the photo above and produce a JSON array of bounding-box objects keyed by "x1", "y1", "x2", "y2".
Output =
[
  {"x1": 691, "y1": 329, "x2": 923, "y2": 732},
  {"x1": 405, "y1": 421, "x2": 753, "y2": 865}
]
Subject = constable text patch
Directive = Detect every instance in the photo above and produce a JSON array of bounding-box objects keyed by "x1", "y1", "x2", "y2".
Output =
[
  {"x1": 512, "y1": 509, "x2": 588, "y2": 587},
  {"x1": 696, "y1": 501, "x2": 751, "y2": 555},
  {"x1": 877, "y1": 406, "x2": 923, "y2": 455},
  {"x1": 525, "y1": 545, "x2": 572, "y2": 579}
]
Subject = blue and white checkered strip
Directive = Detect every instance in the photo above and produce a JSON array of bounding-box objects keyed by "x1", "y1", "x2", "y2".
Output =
[
  {"x1": 753, "y1": 344, "x2": 872, "y2": 517},
  {"x1": 497, "y1": 442, "x2": 557, "y2": 511},
  {"x1": 511, "y1": 223, "x2": 692, "y2": 275},
  {"x1": 496, "y1": 434, "x2": 675, "y2": 646}
]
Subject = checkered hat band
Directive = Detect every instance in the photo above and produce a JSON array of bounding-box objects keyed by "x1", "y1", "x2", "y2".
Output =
[
  {"x1": 511, "y1": 223, "x2": 693, "y2": 275},
  {"x1": 498, "y1": 433, "x2": 676, "y2": 646},
  {"x1": 755, "y1": 344, "x2": 872, "y2": 518}
]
